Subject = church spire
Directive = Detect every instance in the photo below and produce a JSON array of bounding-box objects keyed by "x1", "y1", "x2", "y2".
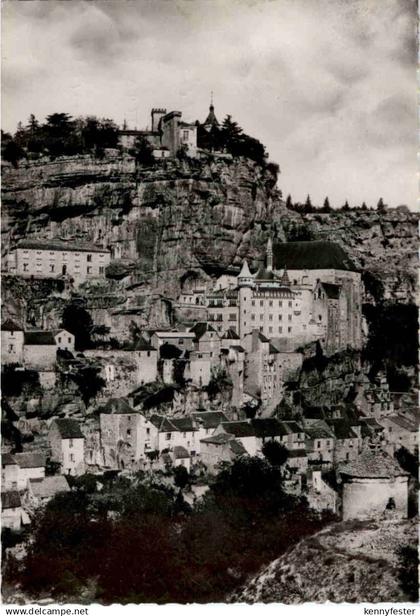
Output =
[
  {"x1": 204, "y1": 92, "x2": 219, "y2": 128},
  {"x1": 266, "y1": 237, "x2": 273, "y2": 271}
]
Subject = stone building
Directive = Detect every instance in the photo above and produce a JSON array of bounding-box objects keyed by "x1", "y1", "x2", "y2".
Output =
[
  {"x1": 1, "y1": 492, "x2": 24, "y2": 530},
  {"x1": 190, "y1": 322, "x2": 221, "y2": 367},
  {"x1": 206, "y1": 288, "x2": 239, "y2": 334},
  {"x1": 23, "y1": 331, "x2": 57, "y2": 370},
  {"x1": 199, "y1": 433, "x2": 246, "y2": 473},
  {"x1": 118, "y1": 108, "x2": 198, "y2": 157},
  {"x1": 8, "y1": 239, "x2": 110, "y2": 283},
  {"x1": 338, "y1": 448, "x2": 409, "y2": 521},
  {"x1": 237, "y1": 239, "x2": 362, "y2": 352},
  {"x1": 49, "y1": 418, "x2": 85, "y2": 476},
  {"x1": 1, "y1": 318, "x2": 24, "y2": 365}
]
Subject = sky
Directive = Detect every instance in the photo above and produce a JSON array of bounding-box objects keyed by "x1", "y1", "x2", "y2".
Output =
[{"x1": 2, "y1": 0, "x2": 417, "y2": 209}]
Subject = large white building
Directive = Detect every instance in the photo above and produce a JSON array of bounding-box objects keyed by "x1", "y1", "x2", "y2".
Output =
[
  {"x1": 7, "y1": 239, "x2": 111, "y2": 283},
  {"x1": 237, "y1": 239, "x2": 362, "y2": 352}
]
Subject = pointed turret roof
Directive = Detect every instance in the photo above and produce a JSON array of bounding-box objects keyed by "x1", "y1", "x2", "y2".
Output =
[
  {"x1": 279, "y1": 265, "x2": 291, "y2": 286},
  {"x1": 204, "y1": 99, "x2": 219, "y2": 127},
  {"x1": 238, "y1": 259, "x2": 252, "y2": 278}
]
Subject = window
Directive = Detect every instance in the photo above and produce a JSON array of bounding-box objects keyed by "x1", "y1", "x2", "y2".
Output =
[
  {"x1": 70, "y1": 454, "x2": 75, "y2": 462},
  {"x1": 87, "y1": 254, "x2": 92, "y2": 262},
  {"x1": 179, "y1": 339, "x2": 184, "y2": 345},
  {"x1": 68, "y1": 337, "x2": 71, "y2": 343},
  {"x1": 260, "y1": 300, "x2": 263, "y2": 307},
  {"x1": 317, "y1": 440, "x2": 321, "y2": 448},
  {"x1": 58, "y1": 337, "x2": 62, "y2": 343},
  {"x1": 260, "y1": 314, "x2": 263, "y2": 321},
  {"x1": 279, "y1": 300, "x2": 283, "y2": 307},
  {"x1": 50, "y1": 264, "x2": 55, "y2": 273},
  {"x1": 8, "y1": 344, "x2": 14, "y2": 352},
  {"x1": 269, "y1": 314, "x2": 273, "y2": 321},
  {"x1": 166, "y1": 433, "x2": 171, "y2": 440},
  {"x1": 279, "y1": 315, "x2": 282, "y2": 321},
  {"x1": 146, "y1": 428, "x2": 150, "y2": 435},
  {"x1": 288, "y1": 301, "x2": 292, "y2": 307},
  {"x1": 69, "y1": 439, "x2": 73, "y2": 448},
  {"x1": 183, "y1": 432, "x2": 186, "y2": 438},
  {"x1": 279, "y1": 327, "x2": 282, "y2": 333},
  {"x1": 127, "y1": 429, "x2": 131, "y2": 436},
  {"x1": 288, "y1": 315, "x2": 292, "y2": 321},
  {"x1": 183, "y1": 130, "x2": 189, "y2": 140},
  {"x1": 269, "y1": 326, "x2": 273, "y2": 333},
  {"x1": 99, "y1": 266, "x2": 104, "y2": 274},
  {"x1": 87, "y1": 266, "x2": 92, "y2": 274},
  {"x1": 251, "y1": 300, "x2": 255, "y2": 306},
  {"x1": 288, "y1": 327, "x2": 292, "y2": 333},
  {"x1": 251, "y1": 315, "x2": 255, "y2": 321}
]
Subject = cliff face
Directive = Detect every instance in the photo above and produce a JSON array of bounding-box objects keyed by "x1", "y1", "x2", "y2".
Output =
[
  {"x1": 231, "y1": 518, "x2": 417, "y2": 603},
  {"x1": 2, "y1": 154, "x2": 281, "y2": 298},
  {"x1": 2, "y1": 154, "x2": 418, "y2": 305}
]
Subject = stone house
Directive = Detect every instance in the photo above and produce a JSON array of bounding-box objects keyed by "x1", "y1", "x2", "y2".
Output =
[
  {"x1": 27, "y1": 475, "x2": 71, "y2": 506},
  {"x1": 1, "y1": 319, "x2": 24, "y2": 365},
  {"x1": 2, "y1": 453, "x2": 20, "y2": 491},
  {"x1": 200, "y1": 432, "x2": 247, "y2": 473},
  {"x1": 99, "y1": 398, "x2": 158, "y2": 469},
  {"x1": 308, "y1": 469, "x2": 339, "y2": 514},
  {"x1": 1, "y1": 491, "x2": 24, "y2": 530},
  {"x1": 23, "y1": 331, "x2": 57, "y2": 370},
  {"x1": 151, "y1": 331, "x2": 196, "y2": 353},
  {"x1": 54, "y1": 329, "x2": 75, "y2": 353},
  {"x1": 338, "y1": 449, "x2": 409, "y2": 521},
  {"x1": 149, "y1": 415, "x2": 199, "y2": 456},
  {"x1": 49, "y1": 418, "x2": 85, "y2": 475},
  {"x1": 327, "y1": 419, "x2": 362, "y2": 463},
  {"x1": 249, "y1": 418, "x2": 288, "y2": 452},
  {"x1": 192, "y1": 411, "x2": 228, "y2": 446},
  {"x1": 286, "y1": 449, "x2": 308, "y2": 474},
  {"x1": 376, "y1": 414, "x2": 418, "y2": 455},
  {"x1": 133, "y1": 336, "x2": 158, "y2": 385},
  {"x1": 171, "y1": 446, "x2": 191, "y2": 472},
  {"x1": 304, "y1": 420, "x2": 335, "y2": 466},
  {"x1": 185, "y1": 351, "x2": 212, "y2": 387},
  {"x1": 189, "y1": 322, "x2": 221, "y2": 366},
  {"x1": 214, "y1": 421, "x2": 258, "y2": 455},
  {"x1": 8, "y1": 238, "x2": 111, "y2": 283},
  {"x1": 13, "y1": 452, "x2": 46, "y2": 490},
  {"x1": 279, "y1": 421, "x2": 307, "y2": 451}
]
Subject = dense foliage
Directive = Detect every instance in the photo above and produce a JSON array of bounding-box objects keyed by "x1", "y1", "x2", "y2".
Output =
[{"x1": 5, "y1": 459, "x2": 331, "y2": 603}]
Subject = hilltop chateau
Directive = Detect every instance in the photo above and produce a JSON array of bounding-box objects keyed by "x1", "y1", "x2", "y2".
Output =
[{"x1": 118, "y1": 100, "x2": 220, "y2": 158}]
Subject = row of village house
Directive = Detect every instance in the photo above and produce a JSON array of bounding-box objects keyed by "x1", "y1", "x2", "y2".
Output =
[{"x1": 2, "y1": 402, "x2": 417, "y2": 528}]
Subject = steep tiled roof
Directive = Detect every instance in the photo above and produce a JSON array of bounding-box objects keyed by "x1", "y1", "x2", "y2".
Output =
[
  {"x1": 200, "y1": 432, "x2": 234, "y2": 445},
  {"x1": 171, "y1": 417, "x2": 197, "y2": 432},
  {"x1": 24, "y1": 331, "x2": 56, "y2": 345},
  {"x1": 14, "y1": 452, "x2": 46, "y2": 469},
  {"x1": 327, "y1": 419, "x2": 359, "y2": 440},
  {"x1": 230, "y1": 439, "x2": 247, "y2": 455},
  {"x1": 133, "y1": 336, "x2": 156, "y2": 352},
  {"x1": 386, "y1": 415, "x2": 417, "y2": 432},
  {"x1": 189, "y1": 322, "x2": 216, "y2": 340},
  {"x1": 2, "y1": 453, "x2": 17, "y2": 467},
  {"x1": 1, "y1": 491, "x2": 21, "y2": 509},
  {"x1": 221, "y1": 421, "x2": 256, "y2": 438},
  {"x1": 173, "y1": 446, "x2": 190, "y2": 459},
  {"x1": 17, "y1": 239, "x2": 109, "y2": 254},
  {"x1": 222, "y1": 328, "x2": 240, "y2": 340},
  {"x1": 251, "y1": 418, "x2": 288, "y2": 437},
  {"x1": 281, "y1": 421, "x2": 304, "y2": 434},
  {"x1": 2, "y1": 319, "x2": 23, "y2": 332},
  {"x1": 149, "y1": 414, "x2": 178, "y2": 432},
  {"x1": 254, "y1": 266, "x2": 280, "y2": 282},
  {"x1": 29, "y1": 475, "x2": 70, "y2": 499},
  {"x1": 192, "y1": 411, "x2": 228, "y2": 429},
  {"x1": 273, "y1": 241, "x2": 356, "y2": 271},
  {"x1": 53, "y1": 418, "x2": 84, "y2": 439},
  {"x1": 339, "y1": 449, "x2": 409, "y2": 479}
]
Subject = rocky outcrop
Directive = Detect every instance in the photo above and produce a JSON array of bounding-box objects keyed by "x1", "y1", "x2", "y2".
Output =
[{"x1": 231, "y1": 518, "x2": 417, "y2": 603}]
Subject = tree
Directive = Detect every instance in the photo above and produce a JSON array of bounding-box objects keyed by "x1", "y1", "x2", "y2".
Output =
[
  {"x1": 303, "y1": 194, "x2": 313, "y2": 213},
  {"x1": 342, "y1": 200, "x2": 350, "y2": 211},
  {"x1": 2, "y1": 139, "x2": 26, "y2": 167},
  {"x1": 70, "y1": 363, "x2": 105, "y2": 406},
  {"x1": 361, "y1": 201, "x2": 368, "y2": 211},
  {"x1": 130, "y1": 136, "x2": 155, "y2": 166},
  {"x1": 377, "y1": 197, "x2": 385, "y2": 212},
  {"x1": 285, "y1": 194, "x2": 293, "y2": 210},
  {"x1": 322, "y1": 197, "x2": 331, "y2": 212},
  {"x1": 262, "y1": 440, "x2": 288, "y2": 467},
  {"x1": 174, "y1": 465, "x2": 190, "y2": 490}
]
